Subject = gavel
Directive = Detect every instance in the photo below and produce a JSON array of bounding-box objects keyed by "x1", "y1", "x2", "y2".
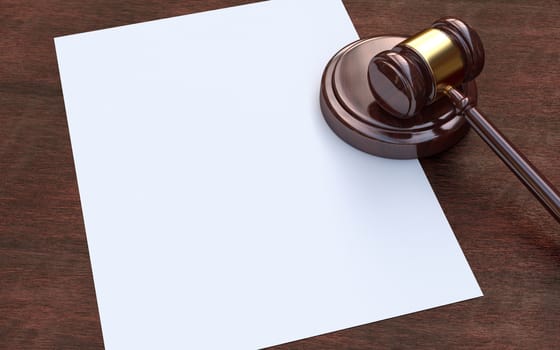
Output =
[{"x1": 320, "y1": 17, "x2": 560, "y2": 222}]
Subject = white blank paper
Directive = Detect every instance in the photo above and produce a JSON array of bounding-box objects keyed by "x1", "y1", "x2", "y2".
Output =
[{"x1": 55, "y1": 1, "x2": 482, "y2": 349}]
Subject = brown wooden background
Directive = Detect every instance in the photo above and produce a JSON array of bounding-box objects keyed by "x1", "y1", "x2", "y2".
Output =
[{"x1": 1, "y1": 1, "x2": 559, "y2": 348}]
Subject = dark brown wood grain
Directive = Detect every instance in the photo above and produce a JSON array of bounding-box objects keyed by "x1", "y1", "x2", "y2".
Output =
[
  {"x1": 1, "y1": 1, "x2": 559, "y2": 349},
  {"x1": 444, "y1": 86, "x2": 560, "y2": 223}
]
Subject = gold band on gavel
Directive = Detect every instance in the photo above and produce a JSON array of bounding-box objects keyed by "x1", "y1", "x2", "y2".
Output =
[{"x1": 400, "y1": 28, "x2": 465, "y2": 98}]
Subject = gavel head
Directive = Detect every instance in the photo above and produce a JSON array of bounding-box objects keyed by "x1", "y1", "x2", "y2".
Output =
[
  {"x1": 320, "y1": 16, "x2": 484, "y2": 159},
  {"x1": 368, "y1": 17, "x2": 485, "y2": 118}
]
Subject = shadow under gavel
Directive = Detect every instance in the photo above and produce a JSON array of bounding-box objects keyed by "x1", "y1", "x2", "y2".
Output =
[{"x1": 320, "y1": 17, "x2": 560, "y2": 223}]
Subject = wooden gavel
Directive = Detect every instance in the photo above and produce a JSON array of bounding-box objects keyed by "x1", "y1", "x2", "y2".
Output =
[{"x1": 320, "y1": 17, "x2": 560, "y2": 222}]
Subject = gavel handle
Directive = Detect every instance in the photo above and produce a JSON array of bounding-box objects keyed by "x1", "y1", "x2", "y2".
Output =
[{"x1": 444, "y1": 86, "x2": 560, "y2": 223}]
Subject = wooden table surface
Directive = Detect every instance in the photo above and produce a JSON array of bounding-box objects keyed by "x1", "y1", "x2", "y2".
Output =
[{"x1": 1, "y1": 1, "x2": 559, "y2": 348}]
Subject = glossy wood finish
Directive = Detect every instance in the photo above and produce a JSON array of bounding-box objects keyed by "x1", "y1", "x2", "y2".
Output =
[
  {"x1": 368, "y1": 45, "x2": 432, "y2": 118},
  {"x1": 365, "y1": 18, "x2": 559, "y2": 221},
  {"x1": 1, "y1": 1, "x2": 559, "y2": 349},
  {"x1": 431, "y1": 17, "x2": 485, "y2": 83},
  {"x1": 321, "y1": 36, "x2": 476, "y2": 159},
  {"x1": 369, "y1": 17, "x2": 485, "y2": 118},
  {"x1": 445, "y1": 87, "x2": 560, "y2": 222}
]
